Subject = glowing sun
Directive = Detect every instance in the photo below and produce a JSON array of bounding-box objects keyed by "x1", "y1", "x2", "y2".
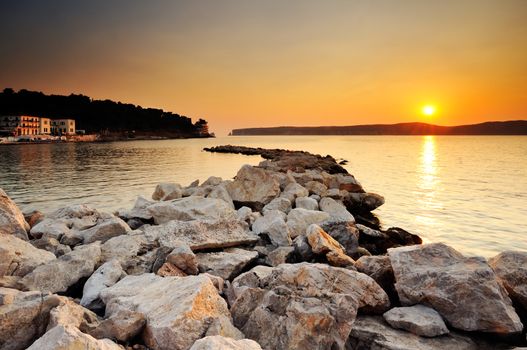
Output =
[{"x1": 422, "y1": 105, "x2": 436, "y2": 116}]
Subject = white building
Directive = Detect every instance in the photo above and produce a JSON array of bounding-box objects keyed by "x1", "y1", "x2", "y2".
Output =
[
  {"x1": 39, "y1": 117, "x2": 51, "y2": 135},
  {"x1": 51, "y1": 119, "x2": 76, "y2": 135}
]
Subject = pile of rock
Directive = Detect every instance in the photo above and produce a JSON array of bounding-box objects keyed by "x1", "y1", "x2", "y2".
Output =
[{"x1": 0, "y1": 146, "x2": 525, "y2": 349}]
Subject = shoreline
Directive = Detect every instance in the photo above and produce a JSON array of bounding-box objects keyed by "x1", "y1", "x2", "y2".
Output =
[{"x1": 0, "y1": 145, "x2": 525, "y2": 349}]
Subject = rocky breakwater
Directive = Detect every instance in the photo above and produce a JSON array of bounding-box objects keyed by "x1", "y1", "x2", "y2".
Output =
[{"x1": 0, "y1": 145, "x2": 525, "y2": 350}]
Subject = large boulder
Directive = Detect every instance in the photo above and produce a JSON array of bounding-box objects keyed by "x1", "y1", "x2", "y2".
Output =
[
  {"x1": 0, "y1": 189, "x2": 29, "y2": 240},
  {"x1": 190, "y1": 336, "x2": 262, "y2": 350},
  {"x1": 286, "y1": 208, "x2": 330, "y2": 238},
  {"x1": 196, "y1": 248, "x2": 258, "y2": 280},
  {"x1": 147, "y1": 196, "x2": 236, "y2": 224},
  {"x1": 207, "y1": 184, "x2": 235, "y2": 209},
  {"x1": 383, "y1": 305, "x2": 449, "y2": 337},
  {"x1": 388, "y1": 243, "x2": 523, "y2": 334},
  {"x1": 100, "y1": 274, "x2": 238, "y2": 350},
  {"x1": 143, "y1": 218, "x2": 258, "y2": 251},
  {"x1": 80, "y1": 259, "x2": 126, "y2": 310},
  {"x1": 319, "y1": 197, "x2": 355, "y2": 223},
  {"x1": 348, "y1": 316, "x2": 480, "y2": 350},
  {"x1": 21, "y1": 242, "x2": 101, "y2": 294},
  {"x1": 0, "y1": 234, "x2": 56, "y2": 277},
  {"x1": 489, "y1": 251, "x2": 527, "y2": 310},
  {"x1": 226, "y1": 165, "x2": 281, "y2": 210},
  {"x1": 230, "y1": 263, "x2": 390, "y2": 350},
  {"x1": 27, "y1": 325, "x2": 123, "y2": 350},
  {"x1": 355, "y1": 255, "x2": 396, "y2": 300},
  {"x1": 252, "y1": 211, "x2": 292, "y2": 246}
]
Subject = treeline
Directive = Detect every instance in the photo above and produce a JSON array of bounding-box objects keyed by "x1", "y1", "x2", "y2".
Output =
[{"x1": 0, "y1": 88, "x2": 209, "y2": 136}]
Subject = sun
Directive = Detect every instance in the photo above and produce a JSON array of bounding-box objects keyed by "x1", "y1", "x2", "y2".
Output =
[{"x1": 422, "y1": 105, "x2": 436, "y2": 116}]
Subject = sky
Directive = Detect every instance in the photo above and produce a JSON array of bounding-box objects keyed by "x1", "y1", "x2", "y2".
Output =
[{"x1": 1, "y1": 0, "x2": 526, "y2": 135}]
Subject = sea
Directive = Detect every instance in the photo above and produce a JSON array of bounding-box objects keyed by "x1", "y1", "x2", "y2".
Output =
[{"x1": 1, "y1": 135, "x2": 525, "y2": 258}]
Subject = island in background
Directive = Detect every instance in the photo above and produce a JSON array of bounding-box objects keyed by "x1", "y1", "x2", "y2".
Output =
[{"x1": 231, "y1": 120, "x2": 527, "y2": 136}]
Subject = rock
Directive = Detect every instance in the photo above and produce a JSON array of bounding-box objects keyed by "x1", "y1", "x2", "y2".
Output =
[
  {"x1": 309, "y1": 194, "x2": 321, "y2": 201},
  {"x1": 27, "y1": 325, "x2": 123, "y2": 350},
  {"x1": 24, "y1": 210, "x2": 44, "y2": 228},
  {"x1": 355, "y1": 255, "x2": 396, "y2": 299},
  {"x1": 30, "y1": 236, "x2": 72, "y2": 257},
  {"x1": 348, "y1": 315, "x2": 479, "y2": 350},
  {"x1": 21, "y1": 242, "x2": 101, "y2": 294},
  {"x1": 116, "y1": 195, "x2": 154, "y2": 221},
  {"x1": 286, "y1": 208, "x2": 330, "y2": 238},
  {"x1": 226, "y1": 165, "x2": 281, "y2": 211},
  {"x1": 230, "y1": 263, "x2": 390, "y2": 350},
  {"x1": 47, "y1": 296, "x2": 100, "y2": 332},
  {"x1": 328, "y1": 173, "x2": 364, "y2": 192},
  {"x1": 100, "y1": 233, "x2": 157, "y2": 275},
  {"x1": 190, "y1": 336, "x2": 262, "y2": 350},
  {"x1": 489, "y1": 251, "x2": 527, "y2": 310},
  {"x1": 0, "y1": 288, "x2": 62, "y2": 350},
  {"x1": 305, "y1": 180, "x2": 328, "y2": 196},
  {"x1": 344, "y1": 192, "x2": 385, "y2": 212},
  {"x1": 319, "y1": 197, "x2": 355, "y2": 223},
  {"x1": 226, "y1": 265, "x2": 273, "y2": 306},
  {"x1": 202, "y1": 176, "x2": 223, "y2": 187},
  {"x1": 266, "y1": 246, "x2": 295, "y2": 266},
  {"x1": 252, "y1": 211, "x2": 292, "y2": 246},
  {"x1": 166, "y1": 243, "x2": 199, "y2": 275},
  {"x1": 156, "y1": 262, "x2": 187, "y2": 277},
  {"x1": 236, "y1": 206, "x2": 253, "y2": 224},
  {"x1": 100, "y1": 274, "x2": 236, "y2": 350},
  {"x1": 81, "y1": 214, "x2": 131, "y2": 244},
  {"x1": 326, "y1": 188, "x2": 342, "y2": 199},
  {"x1": 305, "y1": 224, "x2": 355, "y2": 267},
  {"x1": 143, "y1": 218, "x2": 258, "y2": 251},
  {"x1": 147, "y1": 196, "x2": 236, "y2": 224},
  {"x1": 207, "y1": 184, "x2": 235, "y2": 209},
  {"x1": 292, "y1": 235, "x2": 315, "y2": 262},
  {"x1": 30, "y1": 219, "x2": 71, "y2": 240},
  {"x1": 89, "y1": 309, "x2": 146, "y2": 342},
  {"x1": 359, "y1": 225, "x2": 422, "y2": 255},
  {"x1": 280, "y1": 182, "x2": 309, "y2": 203},
  {"x1": 262, "y1": 197, "x2": 292, "y2": 215},
  {"x1": 320, "y1": 221, "x2": 360, "y2": 258},
  {"x1": 152, "y1": 182, "x2": 183, "y2": 201},
  {"x1": 81, "y1": 259, "x2": 126, "y2": 311},
  {"x1": 295, "y1": 196, "x2": 318, "y2": 211},
  {"x1": 0, "y1": 189, "x2": 30, "y2": 240},
  {"x1": 388, "y1": 243, "x2": 523, "y2": 334},
  {"x1": 0, "y1": 234, "x2": 56, "y2": 277},
  {"x1": 196, "y1": 248, "x2": 259, "y2": 280},
  {"x1": 383, "y1": 305, "x2": 449, "y2": 337},
  {"x1": 356, "y1": 223, "x2": 386, "y2": 238}
]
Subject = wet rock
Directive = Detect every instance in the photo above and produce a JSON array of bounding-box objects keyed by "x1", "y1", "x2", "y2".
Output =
[
  {"x1": 262, "y1": 197, "x2": 291, "y2": 215},
  {"x1": 286, "y1": 208, "x2": 330, "y2": 238},
  {"x1": 143, "y1": 218, "x2": 258, "y2": 251},
  {"x1": 27, "y1": 325, "x2": 123, "y2": 350},
  {"x1": 89, "y1": 309, "x2": 146, "y2": 342},
  {"x1": 306, "y1": 224, "x2": 355, "y2": 267},
  {"x1": 388, "y1": 243, "x2": 523, "y2": 334},
  {"x1": 230, "y1": 263, "x2": 390, "y2": 350},
  {"x1": 348, "y1": 315, "x2": 479, "y2": 350},
  {"x1": 226, "y1": 165, "x2": 281, "y2": 211},
  {"x1": 166, "y1": 243, "x2": 199, "y2": 275},
  {"x1": 81, "y1": 259, "x2": 126, "y2": 311},
  {"x1": 305, "y1": 180, "x2": 328, "y2": 197},
  {"x1": 21, "y1": 242, "x2": 101, "y2": 294},
  {"x1": 489, "y1": 251, "x2": 527, "y2": 310},
  {"x1": 30, "y1": 236, "x2": 72, "y2": 257},
  {"x1": 147, "y1": 196, "x2": 236, "y2": 224},
  {"x1": 280, "y1": 182, "x2": 309, "y2": 203},
  {"x1": 0, "y1": 188, "x2": 30, "y2": 240},
  {"x1": 207, "y1": 184, "x2": 235, "y2": 209},
  {"x1": 295, "y1": 196, "x2": 319, "y2": 211},
  {"x1": 383, "y1": 305, "x2": 449, "y2": 337},
  {"x1": 319, "y1": 197, "x2": 355, "y2": 223},
  {"x1": 344, "y1": 192, "x2": 385, "y2": 212},
  {"x1": 320, "y1": 221, "x2": 360, "y2": 258},
  {"x1": 100, "y1": 274, "x2": 236, "y2": 350},
  {"x1": 0, "y1": 234, "x2": 56, "y2": 277},
  {"x1": 190, "y1": 336, "x2": 262, "y2": 350},
  {"x1": 252, "y1": 211, "x2": 292, "y2": 246},
  {"x1": 152, "y1": 182, "x2": 183, "y2": 201},
  {"x1": 196, "y1": 248, "x2": 259, "y2": 280}
]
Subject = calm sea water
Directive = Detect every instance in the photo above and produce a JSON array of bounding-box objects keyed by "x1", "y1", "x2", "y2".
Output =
[{"x1": 1, "y1": 136, "x2": 526, "y2": 257}]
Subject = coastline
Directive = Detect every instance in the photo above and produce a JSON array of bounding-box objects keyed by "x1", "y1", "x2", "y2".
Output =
[{"x1": 0, "y1": 145, "x2": 525, "y2": 349}]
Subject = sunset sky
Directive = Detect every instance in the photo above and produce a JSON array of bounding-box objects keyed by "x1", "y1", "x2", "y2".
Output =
[{"x1": 1, "y1": 0, "x2": 526, "y2": 135}]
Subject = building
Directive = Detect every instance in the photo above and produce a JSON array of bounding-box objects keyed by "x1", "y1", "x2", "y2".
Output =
[
  {"x1": 39, "y1": 117, "x2": 51, "y2": 135},
  {"x1": 0, "y1": 115, "x2": 40, "y2": 136},
  {"x1": 51, "y1": 119, "x2": 76, "y2": 135}
]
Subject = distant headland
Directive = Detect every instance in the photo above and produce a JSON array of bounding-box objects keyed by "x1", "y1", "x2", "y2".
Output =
[{"x1": 230, "y1": 120, "x2": 527, "y2": 136}]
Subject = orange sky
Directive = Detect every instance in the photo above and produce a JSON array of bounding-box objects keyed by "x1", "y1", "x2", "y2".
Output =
[{"x1": 1, "y1": 0, "x2": 526, "y2": 135}]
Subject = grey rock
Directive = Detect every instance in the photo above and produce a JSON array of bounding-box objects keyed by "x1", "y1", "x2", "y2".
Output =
[
  {"x1": 190, "y1": 336, "x2": 262, "y2": 350},
  {"x1": 286, "y1": 208, "x2": 330, "y2": 238},
  {"x1": 226, "y1": 165, "x2": 281, "y2": 210},
  {"x1": 252, "y1": 211, "x2": 292, "y2": 246},
  {"x1": 27, "y1": 325, "x2": 123, "y2": 350},
  {"x1": 147, "y1": 196, "x2": 236, "y2": 224},
  {"x1": 319, "y1": 197, "x2": 355, "y2": 223},
  {"x1": 489, "y1": 251, "x2": 527, "y2": 310},
  {"x1": 383, "y1": 305, "x2": 449, "y2": 337},
  {"x1": 262, "y1": 197, "x2": 292, "y2": 215},
  {"x1": 81, "y1": 259, "x2": 126, "y2": 310},
  {"x1": 207, "y1": 184, "x2": 235, "y2": 209},
  {"x1": 0, "y1": 188, "x2": 29, "y2": 240},
  {"x1": 166, "y1": 243, "x2": 199, "y2": 275},
  {"x1": 152, "y1": 182, "x2": 183, "y2": 201},
  {"x1": 295, "y1": 196, "x2": 319, "y2": 211},
  {"x1": 196, "y1": 248, "x2": 259, "y2": 280},
  {"x1": 280, "y1": 182, "x2": 309, "y2": 203},
  {"x1": 0, "y1": 234, "x2": 56, "y2": 277}
]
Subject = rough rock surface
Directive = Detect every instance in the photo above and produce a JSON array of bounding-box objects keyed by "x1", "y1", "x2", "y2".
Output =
[
  {"x1": 226, "y1": 165, "x2": 281, "y2": 210},
  {"x1": 196, "y1": 248, "x2": 259, "y2": 280},
  {"x1": 81, "y1": 259, "x2": 126, "y2": 310},
  {"x1": 27, "y1": 325, "x2": 123, "y2": 350},
  {"x1": 190, "y1": 336, "x2": 262, "y2": 350},
  {"x1": 262, "y1": 197, "x2": 291, "y2": 214},
  {"x1": 286, "y1": 208, "x2": 330, "y2": 238},
  {"x1": 21, "y1": 242, "x2": 101, "y2": 293},
  {"x1": 295, "y1": 196, "x2": 319, "y2": 211},
  {"x1": 319, "y1": 197, "x2": 355, "y2": 223},
  {"x1": 0, "y1": 234, "x2": 56, "y2": 277},
  {"x1": 207, "y1": 184, "x2": 235, "y2": 209},
  {"x1": 383, "y1": 305, "x2": 449, "y2": 337},
  {"x1": 147, "y1": 196, "x2": 236, "y2": 224},
  {"x1": 348, "y1": 316, "x2": 480, "y2": 350},
  {"x1": 89, "y1": 309, "x2": 146, "y2": 342},
  {"x1": 230, "y1": 263, "x2": 389, "y2": 350},
  {"x1": 0, "y1": 189, "x2": 30, "y2": 240},
  {"x1": 489, "y1": 251, "x2": 527, "y2": 310},
  {"x1": 388, "y1": 243, "x2": 523, "y2": 334},
  {"x1": 252, "y1": 211, "x2": 292, "y2": 246},
  {"x1": 166, "y1": 243, "x2": 199, "y2": 275},
  {"x1": 355, "y1": 255, "x2": 396, "y2": 299},
  {"x1": 280, "y1": 183, "x2": 309, "y2": 203},
  {"x1": 305, "y1": 224, "x2": 354, "y2": 267},
  {"x1": 320, "y1": 221, "x2": 360, "y2": 258},
  {"x1": 100, "y1": 274, "x2": 237, "y2": 350},
  {"x1": 30, "y1": 236, "x2": 71, "y2": 257},
  {"x1": 152, "y1": 182, "x2": 183, "y2": 201}
]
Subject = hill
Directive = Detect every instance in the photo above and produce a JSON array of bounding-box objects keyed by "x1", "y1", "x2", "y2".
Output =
[
  {"x1": 0, "y1": 88, "x2": 210, "y2": 137},
  {"x1": 231, "y1": 121, "x2": 527, "y2": 136}
]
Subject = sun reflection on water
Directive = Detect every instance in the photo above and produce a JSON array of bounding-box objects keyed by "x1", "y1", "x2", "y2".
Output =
[{"x1": 416, "y1": 135, "x2": 441, "y2": 227}]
